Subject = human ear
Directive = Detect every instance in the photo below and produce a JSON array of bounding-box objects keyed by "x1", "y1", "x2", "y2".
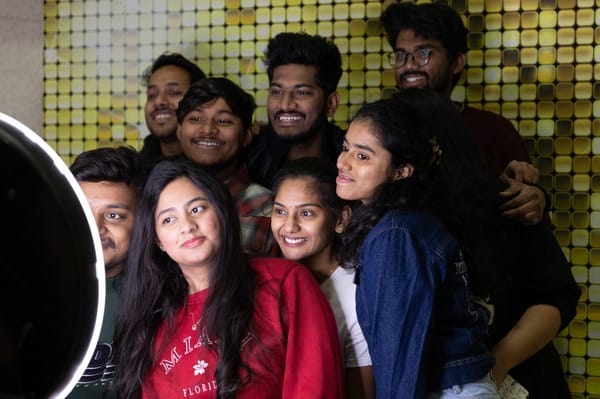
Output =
[
  {"x1": 451, "y1": 52, "x2": 466, "y2": 75},
  {"x1": 326, "y1": 91, "x2": 340, "y2": 118},
  {"x1": 335, "y1": 205, "x2": 352, "y2": 234},
  {"x1": 392, "y1": 164, "x2": 414, "y2": 181},
  {"x1": 241, "y1": 127, "x2": 253, "y2": 147}
]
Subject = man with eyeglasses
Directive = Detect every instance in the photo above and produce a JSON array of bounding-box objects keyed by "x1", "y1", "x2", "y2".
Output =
[
  {"x1": 380, "y1": 3, "x2": 575, "y2": 399},
  {"x1": 382, "y1": 2, "x2": 547, "y2": 228}
]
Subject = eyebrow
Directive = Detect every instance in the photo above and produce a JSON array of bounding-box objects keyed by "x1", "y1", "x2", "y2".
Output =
[
  {"x1": 156, "y1": 196, "x2": 207, "y2": 218},
  {"x1": 190, "y1": 107, "x2": 236, "y2": 117},
  {"x1": 273, "y1": 200, "x2": 323, "y2": 209},
  {"x1": 394, "y1": 43, "x2": 439, "y2": 52},
  {"x1": 269, "y1": 82, "x2": 315, "y2": 89},
  {"x1": 106, "y1": 203, "x2": 132, "y2": 211},
  {"x1": 147, "y1": 82, "x2": 183, "y2": 90},
  {"x1": 343, "y1": 138, "x2": 377, "y2": 154}
]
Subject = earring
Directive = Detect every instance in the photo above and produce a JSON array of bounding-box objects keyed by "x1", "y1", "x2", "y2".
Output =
[
  {"x1": 157, "y1": 243, "x2": 164, "y2": 251},
  {"x1": 335, "y1": 226, "x2": 344, "y2": 234}
]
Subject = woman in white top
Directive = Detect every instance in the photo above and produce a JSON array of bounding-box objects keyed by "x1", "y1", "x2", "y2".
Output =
[{"x1": 271, "y1": 157, "x2": 375, "y2": 399}]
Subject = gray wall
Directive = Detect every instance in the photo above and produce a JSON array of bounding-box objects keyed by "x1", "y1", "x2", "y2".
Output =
[{"x1": 0, "y1": 0, "x2": 43, "y2": 134}]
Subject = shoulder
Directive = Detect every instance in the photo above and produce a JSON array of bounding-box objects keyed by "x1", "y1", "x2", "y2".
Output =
[
  {"x1": 369, "y1": 209, "x2": 446, "y2": 237},
  {"x1": 250, "y1": 257, "x2": 328, "y2": 306},
  {"x1": 243, "y1": 180, "x2": 272, "y2": 200},
  {"x1": 325, "y1": 122, "x2": 346, "y2": 152},
  {"x1": 244, "y1": 126, "x2": 290, "y2": 187},
  {"x1": 248, "y1": 125, "x2": 288, "y2": 154},
  {"x1": 329, "y1": 266, "x2": 355, "y2": 284},
  {"x1": 328, "y1": 266, "x2": 356, "y2": 294},
  {"x1": 326, "y1": 268, "x2": 357, "y2": 309},
  {"x1": 461, "y1": 105, "x2": 517, "y2": 131},
  {"x1": 142, "y1": 134, "x2": 159, "y2": 146},
  {"x1": 243, "y1": 128, "x2": 269, "y2": 177},
  {"x1": 327, "y1": 122, "x2": 345, "y2": 139},
  {"x1": 228, "y1": 167, "x2": 272, "y2": 207},
  {"x1": 247, "y1": 124, "x2": 270, "y2": 148},
  {"x1": 460, "y1": 104, "x2": 529, "y2": 168},
  {"x1": 364, "y1": 210, "x2": 459, "y2": 259},
  {"x1": 106, "y1": 274, "x2": 124, "y2": 298},
  {"x1": 139, "y1": 134, "x2": 162, "y2": 158},
  {"x1": 250, "y1": 257, "x2": 312, "y2": 285}
]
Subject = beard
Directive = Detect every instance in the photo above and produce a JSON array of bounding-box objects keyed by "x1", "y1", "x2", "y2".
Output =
[
  {"x1": 396, "y1": 70, "x2": 454, "y2": 95},
  {"x1": 105, "y1": 260, "x2": 123, "y2": 274},
  {"x1": 273, "y1": 108, "x2": 329, "y2": 145}
]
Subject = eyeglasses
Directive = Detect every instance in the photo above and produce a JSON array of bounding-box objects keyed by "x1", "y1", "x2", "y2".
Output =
[{"x1": 388, "y1": 49, "x2": 433, "y2": 68}]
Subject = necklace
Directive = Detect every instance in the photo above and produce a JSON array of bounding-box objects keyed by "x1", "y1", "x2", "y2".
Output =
[
  {"x1": 191, "y1": 314, "x2": 200, "y2": 331},
  {"x1": 188, "y1": 308, "x2": 201, "y2": 331}
]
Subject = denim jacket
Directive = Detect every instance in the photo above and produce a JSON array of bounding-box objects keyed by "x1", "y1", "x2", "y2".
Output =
[{"x1": 355, "y1": 209, "x2": 495, "y2": 398}]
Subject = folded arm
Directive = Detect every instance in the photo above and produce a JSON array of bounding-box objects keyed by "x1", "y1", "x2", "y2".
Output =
[{"x1": 491, "y1": 304, "x2": 561, "y2": 383}]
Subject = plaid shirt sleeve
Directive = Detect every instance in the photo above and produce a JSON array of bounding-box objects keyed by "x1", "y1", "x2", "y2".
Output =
[{"x1": 226, "y1": 167, "x2": 277, "y2": 256}]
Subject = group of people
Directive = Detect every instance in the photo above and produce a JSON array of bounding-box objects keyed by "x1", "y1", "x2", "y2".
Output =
[{"x1": 66, "y1": 2, "x2": 580, "y2": 399}]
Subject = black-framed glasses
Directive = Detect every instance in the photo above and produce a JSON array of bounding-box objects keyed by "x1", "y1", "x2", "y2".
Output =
[{"x1": 388, "y1": 49, "x2": 433, "y2": 68}]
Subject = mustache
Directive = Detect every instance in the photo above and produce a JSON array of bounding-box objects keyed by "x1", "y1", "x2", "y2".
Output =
[
  {"x1": 101, "y1": 237, "x2": 116, "y2": 250},
  {"x1": 399, "y1": 71, "x2": 428, "y2": 80}
]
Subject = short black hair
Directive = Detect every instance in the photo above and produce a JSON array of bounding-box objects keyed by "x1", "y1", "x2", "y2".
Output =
[
  {"x1": 264, "y1": 32, "x2": 342, "y2": 96},
  {"x1": 70, "y1": 146, "x2": 145, "y2": 192},
  {"x1": 141, "y1": 52, "x2": 206, "y2": 87},
  {"x1": 176, "y1": 77, "x2": 256, "y2": 131},
  {"x1": 381, "y1": 2, "x2": 467, "y2": 87}
]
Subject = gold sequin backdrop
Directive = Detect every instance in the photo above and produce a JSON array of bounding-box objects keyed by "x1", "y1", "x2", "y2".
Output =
[{"x1": 43, "y1": 0, "x2": 595, "y2": 396}]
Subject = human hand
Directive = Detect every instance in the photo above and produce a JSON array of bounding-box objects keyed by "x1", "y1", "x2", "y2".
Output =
[
  {"x1": 491, "y1": 365, "x2": 507, "y2": 385},
  {"x1": 499, "y1": 180, "x2": 546, "y2": 226},
  {"x1": 501, "y1": 160, "x2": 539, "y2": 185}
]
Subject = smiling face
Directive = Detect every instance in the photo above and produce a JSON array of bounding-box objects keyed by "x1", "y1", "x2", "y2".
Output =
[
  {"x1": 144, "y1": 65, "x2": 193, "y2": 139},
  {"x1": 336, "y1": 119, "x2": 401, "y2": 204},
  {"x1": 393, "y1": 29, "x2": 465, "y2": 98},
  {"x1": 267, "y1": 64, "x2": 337, "y2": 143},
  {"x1": 177, "y1": 97, "x2": 251, "y2": 181},
  {"x1": 271, "y1": 177, "x2": 338, "y2": 269},
  {"x1": 154, "y1": 177, "x2": 220, "y2": 280},
  {"x1": 79, "y1": 181, "x2": 137, "y2": 277}
]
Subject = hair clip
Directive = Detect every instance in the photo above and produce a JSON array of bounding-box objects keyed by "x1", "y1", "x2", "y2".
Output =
[{"x1": 429, "y1": 137, "x2": 442, "y2": 166}]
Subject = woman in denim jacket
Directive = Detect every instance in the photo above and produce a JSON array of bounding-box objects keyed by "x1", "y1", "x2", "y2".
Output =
[{"x1": 336, "y1": 90, "x2": 508, "y2": 398}]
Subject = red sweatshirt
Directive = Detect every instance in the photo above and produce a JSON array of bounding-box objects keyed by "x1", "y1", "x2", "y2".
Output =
[{"x1": 142, "y1": 258, "x2": 343, "y2": 399}]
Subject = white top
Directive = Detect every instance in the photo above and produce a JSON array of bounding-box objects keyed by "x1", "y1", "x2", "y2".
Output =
[{"x1": 320, "y1": 266, "x2": 372, "y2": 368}]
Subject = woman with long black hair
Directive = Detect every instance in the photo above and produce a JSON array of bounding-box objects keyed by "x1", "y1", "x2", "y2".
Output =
[
  {"x1": 113, "y1": 160, "x2": 342, "y2": 399},
  {"x1": 336, "y1": 89, "x2": 578, "y2": 398}
]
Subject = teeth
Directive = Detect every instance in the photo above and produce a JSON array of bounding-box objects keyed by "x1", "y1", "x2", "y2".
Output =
[
  {"x1": 154, "y1": 112, "x2": 173, "y2": 120},
  {"x1": 404, "y1": 75, "x2": 425, "y2": 83},
  {"x1": 192, "y1": 139, "x2": 220, "y2": 147},
  {"x1": 278, "y1": 114, "x2": 302, "y2": 122},
  {"x1": 284, "y1": 236, "x2": 307, "y2": 244}
]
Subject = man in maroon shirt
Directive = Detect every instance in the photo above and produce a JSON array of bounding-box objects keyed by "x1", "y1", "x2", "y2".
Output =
[
  {"x1": 379, "y1": 3, "x2": 574, "y2": 399},
  {"x1": 382, "y1": 2, "x2": 547, "y2": 226}
]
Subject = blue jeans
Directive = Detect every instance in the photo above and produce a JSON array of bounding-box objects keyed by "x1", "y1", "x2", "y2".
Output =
[{"x1": 425, "y1": 373, "x2": 500, "y2": 399}]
